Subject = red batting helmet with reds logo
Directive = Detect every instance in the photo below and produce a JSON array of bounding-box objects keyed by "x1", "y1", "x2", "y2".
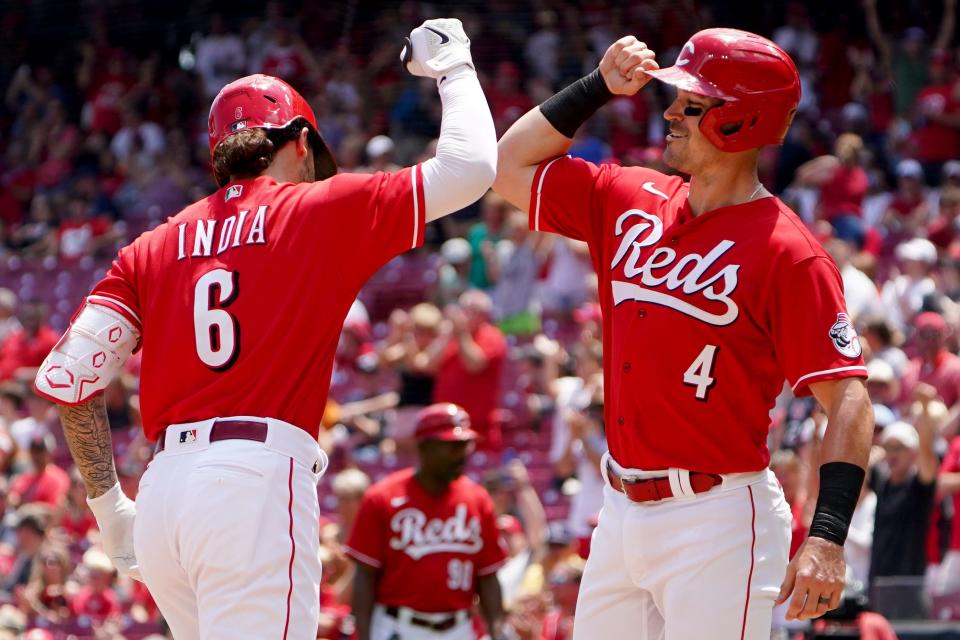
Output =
[
  {"x1": 645, "y1": 28, "x2": 801, "y2": 152},
  {"x1": 414, "y1": 403, "x2": 478, "y2": 442},
  {"x1": 207, "y1": 74, "x2": 337, "y2": 184}
]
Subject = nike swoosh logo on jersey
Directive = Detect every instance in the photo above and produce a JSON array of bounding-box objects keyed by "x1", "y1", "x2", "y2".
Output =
[
  {"x1": 642, "y1": 181, "x2": 669, "y2": 200},
  {"x1": 390, "y1": 496, "x2": 409, "y2": 507},
  {"x1": 424, "y1": 26, "x2": 450, "y2": 44}
]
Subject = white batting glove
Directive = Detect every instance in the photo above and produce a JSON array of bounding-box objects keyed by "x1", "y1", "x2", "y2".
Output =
[
  {"x1": 87, "y1": 483, "x2": 143, "y2": 582},
  {"x1": 401, "y1": 18, "x2": 474, "y2": 78}
]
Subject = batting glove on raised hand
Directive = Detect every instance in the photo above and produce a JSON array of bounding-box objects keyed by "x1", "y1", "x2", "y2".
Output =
[
  {"x1": 401, "y1": 18, "x2": 474, "y2": 78},
  {"x1": 87, "y1": 482, "x2": 143, "y2": 582}
]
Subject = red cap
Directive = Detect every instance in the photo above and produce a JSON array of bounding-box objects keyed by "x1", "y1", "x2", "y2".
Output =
[
  {"x1": 497, "y1": 514, "x2": 524, "y2": 535},
  {"x1": 915, "y1": 311, "x2": 947, "y2": 332},
  {"x1": 414, "y1": 403, "x2": 478, "y2": 441}
]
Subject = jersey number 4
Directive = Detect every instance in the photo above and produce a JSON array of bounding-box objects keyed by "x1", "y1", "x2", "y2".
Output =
[
  {"x1": 194, "y1": 269, "x2": 240, "y2": 370},
  {"x1": 683, "y1": 345, "x2": 719, "y2": 401}
]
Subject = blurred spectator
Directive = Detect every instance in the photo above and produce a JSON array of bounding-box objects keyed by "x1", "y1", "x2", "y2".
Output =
[
  {"x1": 55, "y1": 195, "x2": 117, "y2": 261},
  {"x1": 359, "y1": 135, "x2": 400, "y2": 174},
  {"x1": 491, "y1": 209, "x2": 550, "y2": 335},
  {"x1": 8, "y1": 387, "x2": 52, "y2": 455},
  {"x1": 883, "y1": 160, "x2": 932, "y2": 240},
  {"x1": 0, "y1": 291, "x2": 19, "y2": 345},
  {"x1": 869, "y1": 396, "x2": 939, "y2": 618},
  {"x1": 468, "y1": 192, "x2": 509, "y2": 290},
  {"x1": 331, "y1": 468, "x2": 370, "y2": 542},
  {"x1": 487, "y1": 62, "x2": 532, "y2": 136},
  {"x1": 430, "y1": 291, "x2": 507, "y2": 453},
  {"x1": 880, "y1": 238, "x2": 937, "y2": 331},
  {"x1": 863, "y1": 0, "x2": 956, "y2": 117},
  {"x1": 865, "y1": 359, "x2": 901, "y2": 414},
  {"x1": 194, "y1": 14, "x2": 247, "y2": 99},
  {"x1": 54, "y1": 469, "x2": 96, "y2": 543},
  {"x1": 524, "y1": 10, "x2": 560, "y2": 83},
  {"x1": 17, "y1": 544, "x2": 71, "y2": 624},
  {"x1": 911, "y1": 50, "x2": 960, "y2": 179},
  {"x1": 69, "y1": 548, "x2": 119, "y2": 623},
  {"x1": 0, "y1": 301, "x2": 58, "y2": 383},
  {"x1": 795, "y1": 133, "x2": 869, "y2": 231},
  {"x1": 436, "y1": 238, "x2": 472, "y2": 306},
  {"x1": 771, "y1": 449, "x2": 810, "y2": 560},
  {"x1": 861, "y1": 318, "x2": 909, "y2": 377},
  {"x1": 847, "y1": 473, "x2": 878, "y2": 589},
  {"x1": 824, "y1": 237, "x2": 882, "y2": 322},
  {"x1": 379, "y1": 304, "x2": 442, "y2": 408},
  {"x1": 900, "y1": 312, "x2": 960, "y2": 409},
  {"x1": 9, "y1": 434, "x2": 68, "y2": 509},
  {"x1": 539, "y1": 239, "x2": 593, "y2": 315},
  {"x1": 927, "y1": 186, "x2": 960, "y2": 249},
  {"x1": 2, "y1": 511, "x2": 47, "y2": 594}
]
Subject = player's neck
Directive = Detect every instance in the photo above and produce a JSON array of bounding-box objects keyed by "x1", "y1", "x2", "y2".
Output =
[
  {"x1": 414, "y1": 469, "x2": 451, "y2": 495},
  {"x1": 687, "y1": 161, "x2": 766, "y2": 216}
]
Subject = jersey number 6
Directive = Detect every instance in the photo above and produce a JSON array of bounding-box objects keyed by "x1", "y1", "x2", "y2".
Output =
[
  {"x1": 683, "y1": 344, "x2": 718, "y2": 401},
  {"x1": 194, "y1": 269, "x2": 240, "y2": 370}
]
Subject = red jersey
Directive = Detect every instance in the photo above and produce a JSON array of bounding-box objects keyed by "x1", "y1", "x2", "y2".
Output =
[
  {"x1": 10, "y1": 463, "x2": 70, "y2": 507},
  {"x1": 531, "y1": 158, "x2": 866, "y2": 473},
  {"x1": 433, "y1": 322, "x2": 507, "y2": 431},
  {"x1": 85, "y1": 170, "x2": 425, "y2": 440},
  {"x1": 344, "y1": 468, "x2": 507, "y2": 612}
]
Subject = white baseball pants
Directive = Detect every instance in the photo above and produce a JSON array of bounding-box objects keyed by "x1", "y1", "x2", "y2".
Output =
[
  {"x1": 370, "y1": 606, "x2": 474, "y2": 640},
  {"x1": 573, "y1": 455, "x2": 791, "y2": 640},
  {"x1": 133, "y1": 417, "x2": 327, "y2": 640}
]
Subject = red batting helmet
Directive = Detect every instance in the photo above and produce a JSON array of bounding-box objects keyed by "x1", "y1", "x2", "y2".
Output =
[
  {"x1": 645, "y1": 28, "x2": 801, "y2": 152},
  {"x1": 414, "y1": 403, "x2": 478, "y2": 442},
  {"x1": 207, "y1": 74, "x2": 337, "y2": 183}
]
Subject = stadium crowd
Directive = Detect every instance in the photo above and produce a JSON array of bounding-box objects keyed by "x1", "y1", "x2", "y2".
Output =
[{"x1": 1, "y1": 0, "x2": 960, "y2": 637}]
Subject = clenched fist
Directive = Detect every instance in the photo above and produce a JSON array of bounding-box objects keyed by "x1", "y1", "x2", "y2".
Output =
[{"x1": 598, "y1": 36, "x2": 659, "y2": 96}]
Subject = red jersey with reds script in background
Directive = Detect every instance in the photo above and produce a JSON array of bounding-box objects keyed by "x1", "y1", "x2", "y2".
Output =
[
  {"x1": 344, "y1": 468, "x2": 508, "y2": 612},
  {"x1": 83, "y1": 170, "x2": 425, "y2": 441},
  {"x1": 531, "y1": 157, "x2": 867, "y2": 473}
]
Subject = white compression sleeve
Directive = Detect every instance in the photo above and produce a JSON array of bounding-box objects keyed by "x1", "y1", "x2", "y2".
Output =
[{"x1": 421, "y1": 65, "x2": 497, "y2": 221}]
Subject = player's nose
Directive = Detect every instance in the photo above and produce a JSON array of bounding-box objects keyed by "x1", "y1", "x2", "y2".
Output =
[{"x1": 663, "y1": 98, "x2": 684, "y2": 123}]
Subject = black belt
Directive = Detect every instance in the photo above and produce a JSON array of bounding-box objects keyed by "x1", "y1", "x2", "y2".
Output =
[
  {"x1": 155, "y1": 420, "x2": 268, "y2": 453},
  {"x1": 384, "y1": 606, "x2": 461, "y2": 631}
]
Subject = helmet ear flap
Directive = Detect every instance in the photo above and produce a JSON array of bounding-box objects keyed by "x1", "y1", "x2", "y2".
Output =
[{"x1": 700, "y1": 103, "x2": 765, "y2": 153}]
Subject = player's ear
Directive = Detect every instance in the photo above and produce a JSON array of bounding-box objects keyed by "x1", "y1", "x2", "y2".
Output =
[{"x1": 297, "y1": 127, "x2": 310, "y2": 158}]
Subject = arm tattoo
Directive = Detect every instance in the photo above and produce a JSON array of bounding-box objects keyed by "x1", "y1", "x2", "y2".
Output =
[{"x1": 58, "y1": 395, "x2": 117, "y2": 499}]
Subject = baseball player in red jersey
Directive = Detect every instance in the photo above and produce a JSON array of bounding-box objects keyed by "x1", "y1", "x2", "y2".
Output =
[
  {"x1": 32, "y1": 19, "x2": 496, "y2": 640},
  {"x1": 346, "y1": 403, "x2": 508, "y2": 640},
  {"x1": 493, "y1": 29, "x2": 875, "y2": 639}
]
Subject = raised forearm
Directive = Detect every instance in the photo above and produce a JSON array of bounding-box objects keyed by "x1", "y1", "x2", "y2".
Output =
[
  {"x1": 456, "y1": 332, "x2": 488, "y2": 373},
  {"x1": 57, "y1": 395, "x2": 117, "y2": 499},
  {"x1": 477, "y1": 573, "x2": 506, "y2": 637}
]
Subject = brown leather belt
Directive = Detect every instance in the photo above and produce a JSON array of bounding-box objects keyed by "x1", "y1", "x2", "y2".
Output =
[
  {"x1": 384, "y1": 606, "x2": 461, "y2": 631},
  {"x1": 605, "y1": 461, "x2": 722, "y2": 503},
  {"x1": 155, "y1": 420, "x2": 268, "y2": 453}
]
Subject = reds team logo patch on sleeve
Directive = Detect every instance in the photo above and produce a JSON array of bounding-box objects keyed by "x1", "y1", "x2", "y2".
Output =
[{"x1": 828, "y1": 313, "x2": 861, "y2": 358}]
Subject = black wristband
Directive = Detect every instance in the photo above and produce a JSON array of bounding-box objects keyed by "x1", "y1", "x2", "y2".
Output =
[
  {"x1": 539, "y1": 69, "x2": 614, "y2": 138},
  {"x1": 808, "y1": 461, "x2": 866, "y2": 546}
]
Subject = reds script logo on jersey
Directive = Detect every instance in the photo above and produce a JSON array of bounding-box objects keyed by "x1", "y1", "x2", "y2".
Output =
[
  {"x1": 389, "y1": 503, "x2": 483, "y2": 560},
  {"x1": 609, "y1": 190, "x2": 740, "y2": 326}
]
